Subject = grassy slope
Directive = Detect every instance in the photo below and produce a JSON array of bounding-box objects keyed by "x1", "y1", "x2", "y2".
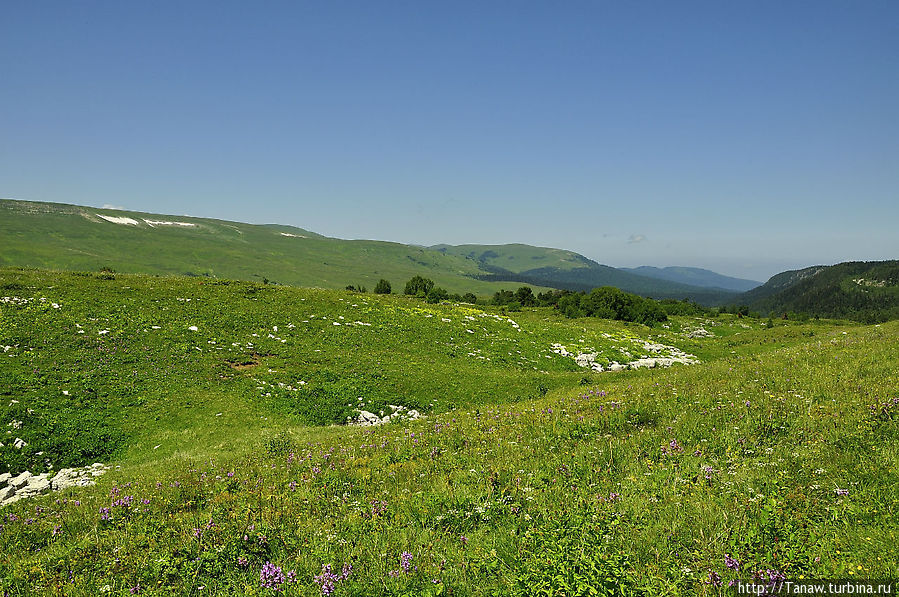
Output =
[
  {"x1": 434, "y1": 243, "x2": 740, "y2": 304},
  {"x1": 432, "y1": 243, "x2": 595, "y2": 273},
  {"x1": 0, "y1": 199, "x2": 555, "y2": 296},
  {"x1": 1, "y1": 269, "x2": 897, "y2": 595}
]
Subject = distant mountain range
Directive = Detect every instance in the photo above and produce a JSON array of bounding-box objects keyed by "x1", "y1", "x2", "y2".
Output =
[
  {"x1": 620, "y1": 266, "x2": 761, "y2": 293},
  {"x1": 432, "y1": 244, "x2": 742, "y2": 304}
]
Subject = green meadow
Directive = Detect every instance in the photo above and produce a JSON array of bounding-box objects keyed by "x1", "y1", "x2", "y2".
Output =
[{"x1": 1, "y1": 268, "x2": 897, "y2": 595}]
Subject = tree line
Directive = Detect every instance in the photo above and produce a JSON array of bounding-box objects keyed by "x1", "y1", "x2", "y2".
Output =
[{"x1": 348, "y1": 276, "x2": 716, "y2": 325}]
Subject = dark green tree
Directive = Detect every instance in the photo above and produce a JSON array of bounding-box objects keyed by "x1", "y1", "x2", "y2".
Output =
[
  {"x1": 426, "y1": 286, "x2": 449, "y2": 304},
  {"x1": 374, "y1": 279, "x2": 392, "y2": 294},
  {"x1": 404, "y1": 276, "x2": 434, "y2": 297},
  {"x1": 515, "y1": 286, "x2": 537, "y2": 307}
]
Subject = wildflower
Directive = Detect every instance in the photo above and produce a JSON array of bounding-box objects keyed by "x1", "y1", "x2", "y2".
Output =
[
  {"x1": 238, "y1": 556, "x2": 248, "y2": 568},
  {"x1": 130, "y1": 584, "x2": 141, "y2": 594},
  {"x1": 725, "y1": 554, "x2": 740, "y2": 570},
  {"x1": 260, "y1": 562, "x2": 285, "y2": 591},
  {"x1": 401, "y1": 551, "x2": 414, "y2": 573},
  {"x1": 314, "y1": 563, "x2": 351, "y2": 595},
  {"x1": 835, "y1": 488, "x2": 849, "y2": 497},
  {"x1": 707, "y1": 570, "x2": 722, "y2": 587}
]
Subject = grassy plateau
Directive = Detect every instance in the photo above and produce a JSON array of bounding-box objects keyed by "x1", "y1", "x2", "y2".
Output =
[{"x1": 1, "y1": 267, "x2": 897, "y2": 595}]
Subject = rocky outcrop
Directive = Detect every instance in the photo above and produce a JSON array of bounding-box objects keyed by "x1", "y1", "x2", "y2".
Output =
[
  {"x1": 686, "y1": 327, "x2": 714, "y2": 339},
  {"x1": 348, "y1": 404, "x2": 423, "y2": 427},
  {"x1": 552, "y1": 339, "x2": 699, "y2": 373},
  {"x1": 0, "y1": 463, "x2": 109, "y2": 507}
]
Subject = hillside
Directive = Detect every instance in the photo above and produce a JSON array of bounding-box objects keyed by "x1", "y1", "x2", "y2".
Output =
[
  {"x1": 434, "y1": 243, "x2": 739, "y2": 305},
  {"x1": 621, "y1": 266, "x2": 761, "y2": 292},
  {"x1": 741, "y1": 261, "x2": 899, "y2": 322},
  {"x1": 0, "y1": 199, "x2": 551, "y2": 297},
  {"x1": 2, "y1": 199, "x2": 742, "y2": 304},
  {"x1": 1, "y1": 268, "x2": 896, "y2": 593}
]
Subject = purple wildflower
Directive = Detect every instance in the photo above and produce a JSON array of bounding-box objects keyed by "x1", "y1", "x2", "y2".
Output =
[
  {"x1": 314, "y1": 562, "x2": 351, "y2": 595},
  {"x1": 260, "y1": 561, "x2": 285, "y2": 591},
  {"x1": 725, "y1": 554, "x2": 740, "y2": 571},
  {"x1": 400, "y1": 551, "x2": 414, "y2": 573}
]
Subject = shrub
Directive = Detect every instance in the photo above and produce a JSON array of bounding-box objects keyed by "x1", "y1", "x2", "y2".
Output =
[
  {"x1": 404, "y1": 276, "x2": 434, "y2": 297},
  {"x1": 374, "y1": 279, "x2": 392, "y2": 294},
  {"x1": 426, "y1": 286, "x2": 449, "y2": 304}
]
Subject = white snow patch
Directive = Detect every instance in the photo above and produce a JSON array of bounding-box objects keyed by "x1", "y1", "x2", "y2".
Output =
[
  {"x1": 144, "y1": 219, "x2": 196, "y2": 228},
  {"x1": 97, "y1": 214, "x2": 140, "y2": 226},
  {"x1": 279, "y1": 232, "x2": 307, "y2": 238}
]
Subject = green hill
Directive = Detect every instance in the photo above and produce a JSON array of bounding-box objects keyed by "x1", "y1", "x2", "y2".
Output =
[
  {"x1": 431, "y1": 242, "x2": 596, "y2": 272},
  {"x1": 2, "y1": 267, "x2": 897, "y2": 593},
  {"x1": 1, "y1": 199, "x2": 740, "y2": 304},
  {"x1": 0, "y1": 199, "x2": 549, "y2": 296},
  {"x1": 740, "y1": 261, "x2": 899, "y2": 322},
  {"x1": 434, "y1": 243, "x2": 739, "y2": 305}
]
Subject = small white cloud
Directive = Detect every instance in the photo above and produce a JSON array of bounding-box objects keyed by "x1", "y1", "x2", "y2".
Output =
[
  {"x1": 627, "y1": 234, "x2": 647, "y2": 244},
  {"x1": 102, "y1": 204, "x2": 126, "y2": 210}
]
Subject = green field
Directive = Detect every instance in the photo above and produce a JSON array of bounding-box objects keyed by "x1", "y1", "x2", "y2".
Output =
[{"x1": 1, "y1": 268, "x2": 897, "y2": 595}]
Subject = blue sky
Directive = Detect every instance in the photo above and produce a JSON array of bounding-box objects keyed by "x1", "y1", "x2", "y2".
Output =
[{"x1": 2, "y1": 1, "x2": 897, "y2": 281}]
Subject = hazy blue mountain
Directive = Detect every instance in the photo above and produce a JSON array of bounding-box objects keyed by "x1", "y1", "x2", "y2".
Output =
[{"x1": 620, "y1": 266, "x2": 761, "y2": 292}]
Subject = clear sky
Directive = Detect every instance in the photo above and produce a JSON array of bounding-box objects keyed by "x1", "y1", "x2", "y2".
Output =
[{"x1": 2, "y1": 1, "x2": 897, "y2": 281}]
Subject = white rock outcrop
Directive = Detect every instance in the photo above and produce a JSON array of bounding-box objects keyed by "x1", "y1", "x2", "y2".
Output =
[
  {"x1": 0, "y1": 463, "x2": 110, "y2": 507},
  {"x1": 348, "y1": 404, "x2": 423, "y2": 427}
]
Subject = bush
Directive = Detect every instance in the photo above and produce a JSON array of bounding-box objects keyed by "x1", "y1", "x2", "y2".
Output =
[
  {"x1": 426, "y1": 286, "x2": 449, "y2": 304},
  {"x1": 404, "y1": 276, "x2": 434, "y2": 297},
  {"x1": 461, "y1": 292, "x2": 478, "y2": 304},
  {"x1": 374, "y1": 279, "x2": 391, "y2": 294}
]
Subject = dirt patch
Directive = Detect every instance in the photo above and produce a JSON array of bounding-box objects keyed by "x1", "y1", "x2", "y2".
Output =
[{"x1": 226, "y1": 353, "x2": 261, "y2": 370}]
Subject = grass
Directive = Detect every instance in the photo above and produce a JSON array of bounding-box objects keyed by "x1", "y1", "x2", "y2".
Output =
[
  {"x1": 0, "y1": 199, "x2": 557, "y2": 297},
  {"x1": 1, "y1": 267, "x2": 897, "y2": 595}
]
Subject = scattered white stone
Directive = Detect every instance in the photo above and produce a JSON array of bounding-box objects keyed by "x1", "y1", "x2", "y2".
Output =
[
  {"x1": 348, "y1": 405, "x2": 423, "y2": 427},
  {"x1": 686, "y1": 328, "x2": 714, "y2": 339}
]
